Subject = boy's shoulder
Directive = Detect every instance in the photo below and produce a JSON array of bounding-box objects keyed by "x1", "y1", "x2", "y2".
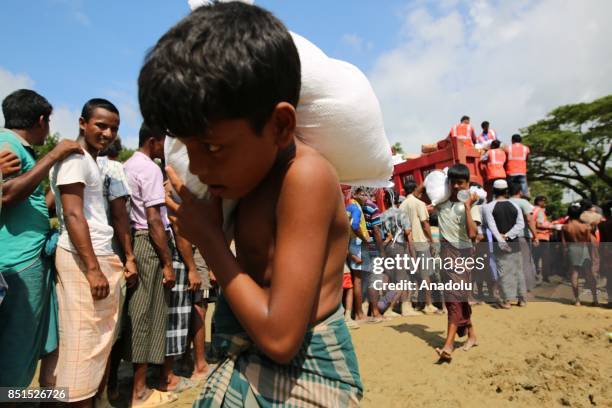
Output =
[{"x1": 283, "y1": 143, "x2": 339, "y2": 194}]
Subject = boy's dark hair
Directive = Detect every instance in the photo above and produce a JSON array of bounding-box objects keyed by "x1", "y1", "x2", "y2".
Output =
[
  {"x1": 2, "y1": 89, "x2": 53, "y2": 130},
  {"x1": 404, "y1": 180, "x2": 418, "y2": 194},
  {"x1": 579, "y1": 199, "x2": 593, "y2": 212},
  {"x1": 447, "y1": 164, "x2": 470, "y2": 182},
  {"x1": 508, "y1": 182, "x2": 522, "y2": 196},
  {"x1": 512, "y1": 134, "x2": 522, "y2": 143},
  {"x1": 460, "y1": 115, "x2": 470, "y2": 122},
  {"x1": 534, "y1": 195, "x2": 546, "y2": 205},
  {"x1": 568, "y1": 203, "x2": 582, "y2": 220},
  {"x1": 481, "y1": 121, "x2": 489, "y2": 128},
  {"x1": 493, "y1": 187, "x2": 507, "y2": 198},
  {"x1": 138, "y1": 2, "x2": 301, "y2": 138},
  {"x1": 81, "y1": 98, "x2": 119, "y2": 122},
  {"x1": 139, "y1": 123, "x2": 165, "y2": 147},
  {"x1": 490, "y1": 140, "x2": 501, "y2": 149},
  {"x1": 99, "y1": 137, "x2": 123, "y2": 158}
]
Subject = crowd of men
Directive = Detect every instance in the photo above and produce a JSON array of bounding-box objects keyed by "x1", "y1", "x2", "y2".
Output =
[
  {"x1": 341, "y1": 134, "x2": 612, "y2": 362},
  {"x1": 0, "y1": 90, "x2": 214, "y2": 406},
  {"x1": 0, "y1": 89, "x2": 610, "y2": 401}
]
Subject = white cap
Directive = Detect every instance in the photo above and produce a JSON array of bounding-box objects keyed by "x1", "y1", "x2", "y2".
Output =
[{"x1": 493, "y1": 179, "x2": 508, "y2": 189}]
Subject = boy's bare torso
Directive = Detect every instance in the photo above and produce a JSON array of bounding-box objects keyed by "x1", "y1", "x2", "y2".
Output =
[
  {"x1": 234, "y1": 141, "x2": 349, "y2": 324},
  {"x1": 563, "y1": 220, "x2": 591, "y2": 242}
]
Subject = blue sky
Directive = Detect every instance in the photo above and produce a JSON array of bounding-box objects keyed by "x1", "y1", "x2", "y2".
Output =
[{"x1": 1, "y1": 0, "x2": 611, "y2": 152}]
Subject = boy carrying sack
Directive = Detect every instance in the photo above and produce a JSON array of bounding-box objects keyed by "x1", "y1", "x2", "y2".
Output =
[{"x1": 139, "y1": 3, "x2": 363, "y2": 406}]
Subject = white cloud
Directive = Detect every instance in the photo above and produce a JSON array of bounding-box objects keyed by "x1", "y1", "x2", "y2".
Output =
[
  {"x1": 50, "y1": 106, "x2": 80, "y2": 140},
  {"x1": 0, "y1": 66, "x2": 79, "y2": 140},
  {"x1": 370, "y1": 0, "x2": 612, "y2": 154},
  {"x1": 0, "y1": 67, "x2": 35, "y2": 125},
  {"x1": 341, "y1": 33, "x2": 374, "y2": 54}
]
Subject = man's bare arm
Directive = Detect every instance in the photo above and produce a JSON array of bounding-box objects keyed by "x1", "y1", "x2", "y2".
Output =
[
  {"x1": 173, "y1": 160, "x2": 338, "y2": 364},
  {"x1": 145, "y1": 205, "x2": 174, "y2": 288},
  {"x1": 421, "y1": 220, "x2": 434, "y2": 243},
  {"x1": 110, "y1": 197, "x2": 138, "y2": 287},
  {"x1": 173, "y1": 226, "x2": 201, "y2": 292},
  {"x1": 60, "y1": 183, "x2": 109, "y2": 299},
  {"x1": 2, "y1": 140, "x2": 82, "y2": 206}
]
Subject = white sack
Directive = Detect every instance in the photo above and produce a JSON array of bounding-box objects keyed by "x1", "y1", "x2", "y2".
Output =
[
  {"x1": 291, "y1": 32, "x2": 393, "y2": 187},
  {"x1": 424, "y1": 170, "x2": 450, "y2": 206}
]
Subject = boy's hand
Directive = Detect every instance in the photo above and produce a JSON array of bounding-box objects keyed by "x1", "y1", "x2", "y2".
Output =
[
  {"x1": 85, "y1": 269, "x2": 110, "y2": 300},
  {"x1": 49, "y1": 140, "x2": 83, "y2": 162},
  {"x1": 162, "y1": 264, "x2": 176, "y2": 288},
  {"x1": 124, "y1": 257, "x2": 139, "y2": 288},
  {"x1": 165, "y1": 166, "x2": 224, "y2": 247},
  {"x1": 187, "y1": 269, "x2": 202, "y2": 292},
  {"x1": 464, "y1": 191, "x2": 479, "y2": 207},
  {"x1": 0, "y1": 150, "x2": 21, "y2": 176}
]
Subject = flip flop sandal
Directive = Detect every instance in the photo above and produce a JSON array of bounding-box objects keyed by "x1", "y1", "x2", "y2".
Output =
[
  {"x1": 435, "y1": 348, "x2": 453, "y2": 363},
  {"x1": 133, "y1": 390, "x2": 178, "y2": 408},
  {"x1": 169, "y1": 377, "x2": 195, "y2": 393}
]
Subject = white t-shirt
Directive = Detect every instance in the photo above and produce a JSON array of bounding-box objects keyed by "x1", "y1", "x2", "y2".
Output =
[
  {"x1": 436, "y1": 200, "x2": 482, "y2": 249},
  {"x1": 51, "y1": 151, "x2": 115, "y2": 256}
]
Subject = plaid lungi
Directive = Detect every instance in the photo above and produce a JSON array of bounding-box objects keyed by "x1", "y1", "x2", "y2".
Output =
[
  {"x1": 166, "y1": 245, "x2": 192, "y2": 356},
  {"x1": 48, "y1": 247, "x2": 123, "y2": 402},
  {"x1": 194, "y1": 295, "x2": 363, "y2": 407}
]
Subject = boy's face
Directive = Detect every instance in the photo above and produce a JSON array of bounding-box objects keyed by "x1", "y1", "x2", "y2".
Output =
[
  {"x1": 180, "y1": 103, "x2": 297, "y2": 200},
  {"x1": 79, "y1": 108, "x2": 119, "y2": 153},
  {"x1": 449, "y1": 178, "x2": 469, "y2": 194},
  {"x1": 354, "y1": 191, "x2": 368, "y2": 206}
]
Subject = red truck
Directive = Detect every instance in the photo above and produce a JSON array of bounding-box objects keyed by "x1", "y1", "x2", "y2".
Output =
[{"x1": 392, "y1": 137, "x2": 485, "y2": 197}]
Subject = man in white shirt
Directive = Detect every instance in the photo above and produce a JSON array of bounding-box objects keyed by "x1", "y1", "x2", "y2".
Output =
[{"x1": 44, "y1": 99, "x2": 124, "y2": 405}]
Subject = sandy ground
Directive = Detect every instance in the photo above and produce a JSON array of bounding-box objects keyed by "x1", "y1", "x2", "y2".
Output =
[{"x1": 35, "y1": 280, "x2": 611, "y2": 408}]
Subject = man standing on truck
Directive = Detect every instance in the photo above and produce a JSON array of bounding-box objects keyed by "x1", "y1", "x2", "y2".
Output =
[
  {"x1": 481, "y1": 140, "x2": 507, "y2": 198},
  {"x1": 448, "y1": 115, "x2": 476, "y2": 148},
  {"x1": 475, "y1": 121, "x2": 497, "y2": 149},
  {"x1": 504, "y1": 134, "x2": 530, "y2": 197}
]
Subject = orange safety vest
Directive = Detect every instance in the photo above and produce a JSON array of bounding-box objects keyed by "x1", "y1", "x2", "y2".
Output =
[
  {"x1": 532, "y1": 206, "x2": 551, "y2": 240},
  {"x1": 449, "y1": 123, "x2": 475, "y2": 147},
  {"x1": 486, "y1": 148, "x2": 506, "y2": 180},
  {"x1": 505, "y1": 143, "x2": 529, "y2": 175},
  {"x1": 476, "y1": 129, "x2": 497, "y2": 144}
]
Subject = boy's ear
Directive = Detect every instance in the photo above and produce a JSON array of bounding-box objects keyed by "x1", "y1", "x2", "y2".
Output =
[
  {"x1": 78, "y1": 117, "x2": 86, "y2": 134},
  {"x1": 270, "y1": 102, "x2": 296, "y2": 149}
]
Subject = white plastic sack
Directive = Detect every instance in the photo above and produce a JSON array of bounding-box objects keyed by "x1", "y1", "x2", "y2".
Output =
[
  {"x1": 188, "y1": 0, "x2": 253, "y2": 10},
  {"x1": 291, "y1": 32, "x2": 393, "y2": 187},
  {"x1": 424, "y1": 170, "x2": 450, "y2": 206}
]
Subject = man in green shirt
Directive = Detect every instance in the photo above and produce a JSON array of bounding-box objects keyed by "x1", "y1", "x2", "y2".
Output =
[{"x1": 0, "y1": 89, "x2": 82, "y2": 387}]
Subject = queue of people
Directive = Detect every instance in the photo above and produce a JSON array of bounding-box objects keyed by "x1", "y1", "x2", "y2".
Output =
[{"x1": 0, "y1": 90, "x2": 216, "y2": 406}]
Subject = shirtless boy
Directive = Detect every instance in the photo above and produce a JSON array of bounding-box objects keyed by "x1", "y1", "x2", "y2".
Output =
[
  {"x1": 562, "y1": 204, "x2": 598, "y2": 306},
  {"x1": 138, "y1": 3, "x2": 362, "y2": 405}
]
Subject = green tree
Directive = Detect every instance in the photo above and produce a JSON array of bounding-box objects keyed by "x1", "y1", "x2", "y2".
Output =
[
  {"x1": 118, "y1": 147, "x2": 135, "y2": 162},
  {"x1": 33, "y1": 132, "x2": 60, "y2": 191},
  {"x1": 392, "y1": 142, "x2": 404, "y2": 154},
  {"x1": 33, "y1": 132, "x2": 59, "y2": 158},
  {"x1": 528, "y1": 180, "x2": 564, "y2": 219},
  {"x1": 523, "y1": 94, "x2": 612, "y2": 203}
]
